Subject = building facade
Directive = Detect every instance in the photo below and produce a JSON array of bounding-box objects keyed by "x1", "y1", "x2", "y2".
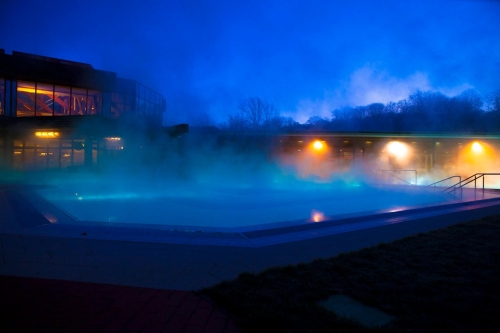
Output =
[{"x1": 0, "y1": 50, "x2": 168, "y2": 171}]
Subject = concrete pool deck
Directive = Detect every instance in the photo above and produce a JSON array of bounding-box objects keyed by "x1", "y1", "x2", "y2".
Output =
[{"x1": 2, "y1": 185, "x2": 500, "y2": 332}]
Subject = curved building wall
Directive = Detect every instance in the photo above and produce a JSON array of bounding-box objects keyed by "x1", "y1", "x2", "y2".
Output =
[{"x1": 0, "y1": 51, "x2": 168, "y2": 171}]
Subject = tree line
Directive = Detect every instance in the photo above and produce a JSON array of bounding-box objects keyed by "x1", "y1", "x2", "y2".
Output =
[{"x1": 199, "y1": 89, "x2": 500, "y2": 133}]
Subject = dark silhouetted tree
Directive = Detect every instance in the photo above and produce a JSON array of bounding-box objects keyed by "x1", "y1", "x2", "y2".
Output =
[
  {"x1": 237, "y1": 97, "x2": 278, "y2": 129},
  {"x1": 484, "y1": 89, "x2": 500, "y2": 113}
]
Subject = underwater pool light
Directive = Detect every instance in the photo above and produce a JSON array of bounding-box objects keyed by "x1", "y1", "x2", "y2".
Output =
[{"x1": 311, "y1": 210, "x2": 325, "y2": 222}]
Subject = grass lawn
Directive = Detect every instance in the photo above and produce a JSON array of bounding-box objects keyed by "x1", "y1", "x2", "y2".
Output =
[{"x1": 201, "y1": 216, "x2": 500, "y2": 332}]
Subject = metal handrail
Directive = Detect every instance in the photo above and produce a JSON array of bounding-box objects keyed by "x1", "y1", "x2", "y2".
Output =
[
  {"x1": 444, "y1": 173, "x2": 482, "y2": 192},
  {"x1": 380, "y1": 169, "x2": 417, "y2": 185},
  {"x1": 426, "y1": 175, "x2": 461, "y2": 188},
  {"x1": 444, "y1": 173, "x2": 500, "y2": 193},
  {"x1": 424, "y1": 175, "x2": 462, "y2": 200}
]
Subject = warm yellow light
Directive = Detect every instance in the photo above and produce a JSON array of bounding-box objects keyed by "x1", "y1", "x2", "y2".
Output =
[
  {"x1": 17, "y1": 87, "x2": 36, "y2": 93},
  {"x1": 313, "y1": 140, "x2": 324, "y2": 150},
  {"x1": 386, "y1": 141, "x2": 409, "y2": 158},
  {"x1": 471, "y1": 142, "x2": 484, "y2": 154},
  {"x1": 35, "y1": 131, "x2": 59, "y2": 138},
  {"x1": 106, "y1": 137, "x2": 121, "y2": 141},
  {"x1": 311, "y1": 210, "x2": 325, "y2": 222}
]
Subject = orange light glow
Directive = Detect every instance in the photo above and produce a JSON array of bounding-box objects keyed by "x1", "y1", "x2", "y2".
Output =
[
  {"x1": 313, "y1": 140, "x2": 324, "y2": 150},
  {"x1": 308, "y1": 140, "x2": 328, "y2": 156},
  {"x1": 386, "y1": 141, "x2": 409, "y2": 158},
  {"x1": 18, "y1": 87, "x2": 53, "y2": 94},
  {"x1": 471, "y1": 142, "x2": 484, "y2": 154},
  {"x1": 311, "y1": 210, "x2": 325, "y2": 222},
  {"x1": 456, "y1": 141, "x2": 498, "y2": 182},
  {"x1": 35, "y1": 131, "x2": 59, "y2": 138}
]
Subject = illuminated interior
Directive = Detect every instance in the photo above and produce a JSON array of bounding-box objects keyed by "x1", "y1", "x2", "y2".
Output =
[
  {"x1": 11, "y1": 138, "x2": 91, "y2": 171},
  {"x1": 0, "y1": 51, "x2": 169, "y2": 172},
  {"x1": 35, "y1": 131, "x2": 60, "y2": 138},
  {"x1": 16, "y1": 81, "x2": 102, "y2": 117}
]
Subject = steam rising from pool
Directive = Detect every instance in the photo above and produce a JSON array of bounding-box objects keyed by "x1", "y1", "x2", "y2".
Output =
[
  {"x1": 24, "y1": 130, "x2": 482, "y2": 230},
  {"x1": 34, "y1": 147, "x2": 453, "y2": 230}
]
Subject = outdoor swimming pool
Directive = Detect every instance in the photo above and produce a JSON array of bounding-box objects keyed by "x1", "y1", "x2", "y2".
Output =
[{"x1": 36, "y1": 179, "x2": 457, "y2": 232}]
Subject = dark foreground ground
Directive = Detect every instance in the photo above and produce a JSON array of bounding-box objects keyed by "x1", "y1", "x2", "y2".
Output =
[
  {"x1": 202, "y1": 215, "x2": 500, "y2": 333},
  {"x1": 0, "y1": 276, "x2": 241, "y2": 333},
  {"x1": 1, "y1": 215, "x2": 499, "y2": 332}
]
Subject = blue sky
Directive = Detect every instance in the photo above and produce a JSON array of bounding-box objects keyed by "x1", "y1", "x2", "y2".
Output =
[{"x1": 1, "y1": 0, "x2": 499, "y2": 124}]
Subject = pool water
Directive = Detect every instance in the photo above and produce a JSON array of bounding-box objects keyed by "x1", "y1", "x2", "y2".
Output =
[{"x1": 37, "y1": 181, "x2": 455, "y2": 231}]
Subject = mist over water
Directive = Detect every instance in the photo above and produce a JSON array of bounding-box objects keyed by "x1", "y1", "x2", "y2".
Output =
[{"x1": 15, "y1": 128, "x2": 466, "y2": 230}]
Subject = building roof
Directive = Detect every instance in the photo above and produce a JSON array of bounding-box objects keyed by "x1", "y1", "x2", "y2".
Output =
[{"x1": 0, "y1": 51, "x2": 116, "y2": 90}]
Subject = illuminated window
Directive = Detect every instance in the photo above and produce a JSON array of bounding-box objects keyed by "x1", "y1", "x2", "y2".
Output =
[
  {"x1": 36, "y1": 83, "x2": 54, "y2": 116},
  {"x1": 35, "y1": 131, "x2": 60, "y2": 138},
  {"x1": 88, "y1": 90, "x2": 102, "y2": 115},
  {"x1": 17, "y1": 81, "x2": 36, "y2": 117},
  {"x1": 71, "y1": 88, "x2": 87, "y2": 115},
  {"x1": 54, "y1": 86, "x2": 71, "y2": 116}
]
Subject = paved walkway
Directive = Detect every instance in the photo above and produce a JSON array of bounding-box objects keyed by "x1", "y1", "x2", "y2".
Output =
[
  {"x1": 1, "y1": 275, "x2": 239, "y2": 333},
  {"x1": 2, "y1": 186, "x2": 500, "y2": 332}
]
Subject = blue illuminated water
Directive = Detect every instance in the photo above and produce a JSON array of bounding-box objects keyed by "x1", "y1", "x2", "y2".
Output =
[{"x1": 37, "y1": 180, "x2": 455, "y2": 230}]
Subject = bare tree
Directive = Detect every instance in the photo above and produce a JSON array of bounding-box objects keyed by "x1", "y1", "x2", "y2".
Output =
[
  {"x1": 226, "y1": 113, "x2": 249, "y2": 130},
  {"x1": 237, "y1": 97, "x2": 278, "y2": 129},
  {"x1": 484, "y1": 89, "x2": 500, "y2": 113}
]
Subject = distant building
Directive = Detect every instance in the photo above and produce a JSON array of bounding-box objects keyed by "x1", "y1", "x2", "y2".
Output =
[{"x1": 0, "y1": 49, "x2": 171, "y2": 171}]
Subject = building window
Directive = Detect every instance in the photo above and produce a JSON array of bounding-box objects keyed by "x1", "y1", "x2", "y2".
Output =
[
  {"x1": 36, "y1": 83, "x2": 54, "y2": 116},
  {"x1": 88, "y1": 90, "x2": 102, "y2": 115},
  {"x1": 111, "y1": 93, "x2": 134, "y2": 118},
  {"x1": 71, "y1": 88, "x2": 87, "y2": 115},
  {"x1": 54, "y1": 86, "x2": 71, "y2": 116},
  {"x1": 17, "y1": 81, "x2": 36, "y2": 116}
]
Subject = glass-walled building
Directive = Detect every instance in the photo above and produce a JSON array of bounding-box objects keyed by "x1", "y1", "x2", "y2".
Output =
[
  {"x1": 0, "y1": 49, "x2": 168, "y2": 171},
  {"x1": 0, "y1": 50, "x2": 164, "y2": 123},
  {"x1": 15, "y1": 81, "x2": 102, "y2": 117},
  {"x1": 110, "y1": 79, "x2": 164, "y2": 121}
]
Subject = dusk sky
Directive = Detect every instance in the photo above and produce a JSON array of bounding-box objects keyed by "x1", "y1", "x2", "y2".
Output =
[{"x1": 1, "y1": 0, "x2": 499, "y2": 124}]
